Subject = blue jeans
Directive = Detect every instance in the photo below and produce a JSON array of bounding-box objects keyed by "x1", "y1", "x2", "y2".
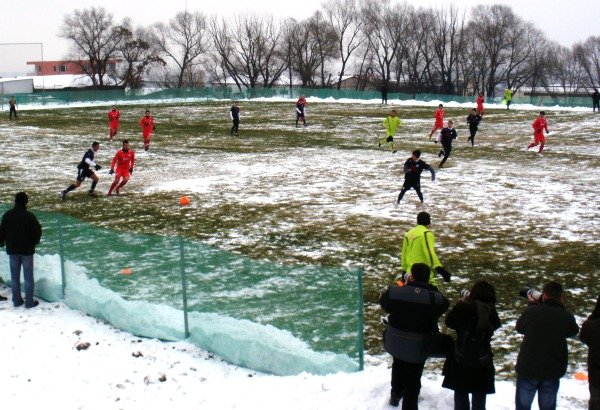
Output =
[
  {"x1": 9, "y1": 254, "x2": 35, "y2": 307},
  {"x1": 454, "y1": 391, "x2": 486, "y2": 410},
  {"x1": 515, "y1": 376, "x2": 560, "y2": 410}
]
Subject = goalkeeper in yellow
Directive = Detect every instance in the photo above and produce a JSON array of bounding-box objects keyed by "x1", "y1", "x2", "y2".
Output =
[{"x1": 379, "y1": 109, "x2": 403, "y2": 154}]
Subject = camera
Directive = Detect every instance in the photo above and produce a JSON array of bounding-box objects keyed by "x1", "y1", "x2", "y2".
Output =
[
  {"x1": 460, "y1": 290, "x2": 470, "y2": 299},
  {"x1": 519, "y1": 287, "x2": 542, "y2": 302}
]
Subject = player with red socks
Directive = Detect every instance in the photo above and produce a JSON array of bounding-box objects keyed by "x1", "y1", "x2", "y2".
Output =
[
  {"x1": 107, "y1": 140, "x2": 135, "y2": 196},
  {"x1": 139, "y1": 110, "x2": 155, "y2": 151},
  {"x1": 525, "y1": 111, "x2": 549, "y2": 158},
  {"x1": 108, "y1": 106, "x2": 120, "y2": 141}
]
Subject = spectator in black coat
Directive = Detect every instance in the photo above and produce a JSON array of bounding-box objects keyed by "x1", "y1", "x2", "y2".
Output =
[
  {"x1": 380, "y1": 263, "x2": 449, "y2": 409},
  {"x1": 581, "y1": 295, "x2": 600, "y2": 410},
  {"x1": 442, "y1": 280, "x2": 501, "y2": 410},
  {"x1": 592, "y1": 90, "x2": 600, "y2": 113},
  {"x1": 515, "y1": 281, "x2": 579, "y2": 410},
  {"x1": 0, "y1": 192, "x2": 42, "y2": 308}
]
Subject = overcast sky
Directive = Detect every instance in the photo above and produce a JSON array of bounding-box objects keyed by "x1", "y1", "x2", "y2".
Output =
[{"x1": 1, "y1": 0, "x2": 598, "y2": 74}]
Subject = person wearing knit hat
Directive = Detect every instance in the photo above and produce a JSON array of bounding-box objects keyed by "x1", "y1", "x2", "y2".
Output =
[{"x1": 0, "y1": 192, "x2": 42, "y2": 308}]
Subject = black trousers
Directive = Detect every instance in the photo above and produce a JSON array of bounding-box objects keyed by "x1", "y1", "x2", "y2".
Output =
[
  {"x1": 397, "y1": 182, "x2": 423, "y2": 203},
  {"x1": 9, "y1": 106, "x2": 17, "y2": 119},
  {"x1": 439, "y1": 143, "x2": 452, "y2": 166},
  {"x1": 231, "y1": 118, "x2": 239, "y2": 134},
  {"x1": 391, "y1": 358, "x2": 425, "y2": 410},
  {"x1": 468, "y1": 126, "x2": 478, "y2": 145}
]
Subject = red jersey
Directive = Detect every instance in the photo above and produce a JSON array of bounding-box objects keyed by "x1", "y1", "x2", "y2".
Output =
[
  {"x1": 111, "y1": 148, "x2": 135, "y2": 172},
  {"x1": 434, "y1": 108, "x2": 444, "y2": 127},
  {"x1": 108, "y1": 109, "x2": 120, "y2": 125},
  {"x1": 532, "y1": 117, "x2": 548, "y2": 135},
  {"x1": 477, "y1": 95, "x2": 484, "y2": 111},
  {"x1": 139, "y1": 115, "x2": 155, "y2": 137}
]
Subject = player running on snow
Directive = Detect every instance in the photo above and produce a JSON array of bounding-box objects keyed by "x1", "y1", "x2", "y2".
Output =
[
  {"x1": 139, "y1": 110, "x2": 155, "y2": 151},
  {"x1": 107, "y1": 140, "x2": 135, "y2": 196},
  {"x1": 428, "y1": 104, "x2": 445, "y2": 140},
  {"x1": 466, "y1": 109, "x2": 482, "y2": 147},
  {"x1": 295, "y1": 96, "x2": 307, "y2": 127},
  {"x1": 61, "y1": 142, "x2": 102, "y2": 199},
  {"x1": 108, "y1": 106, "x2": 120, "y2": 141},
  {"x1": 525, "y1": 111, "x2": 549, "y2": 157},
  {"x1": 379, "y1": 109, "x2": 403, "y2": 154},
  {"x1": 438, "y1": 120, "x2": 458, "y2": 167},
  {"x1": 395, "y1": 149, "x2": 436, "y2": 206},
  {"x1": 476, "y1": 93, "x2": 484, "y2": 116}
]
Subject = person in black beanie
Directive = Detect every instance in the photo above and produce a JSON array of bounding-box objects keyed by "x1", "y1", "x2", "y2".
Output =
[
  {"x1": 0, "y1": 192, "x2": 42, "y2": 308},
  {"x1": 581, "y1": 295, "x2": 600, "y2": 409}
]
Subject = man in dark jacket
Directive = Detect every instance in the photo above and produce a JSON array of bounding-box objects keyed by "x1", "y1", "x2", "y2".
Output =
[
  {"x1": 0, "y1": 192, "x2": 42, "y2": 308},
  {"x1": 395, "y1": 150, "x2": 435, "y2": 206},
  {"x1": 437, "y1": 120, "x2": 457, "y2": 168},
  {"x1": 380, "y1": 263, "x2": 449, "y2": 408},
  {"x1": 580, "y1": 295, "x2": 600, "y2": 410},
  {"x1": 515, "y1": 281, "x2": 579, "y2": 410}
]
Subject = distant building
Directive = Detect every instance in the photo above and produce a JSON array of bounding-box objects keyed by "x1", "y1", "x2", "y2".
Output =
[{"x1": 26, "y1": 60, "x2": 120, "y2": 76}]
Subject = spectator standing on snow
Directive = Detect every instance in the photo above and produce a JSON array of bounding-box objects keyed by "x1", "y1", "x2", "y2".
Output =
[
  {"x1": 580, "y1": 295, "x2": 600, "y2": 410},
  {"x1": 230, "y1": 101, "x2": 240, "y2": 136},
  {"x1": 515, "y1": 281, "x2": 579, "y2": 410},
  {"x1": 8, "y1": 95, "x2": 18, "y2": 120},
  {"x1": 442, "y1": 280, "x2": 501, "y2": 410},
  {"x1": 466, "y1": 109, "x2": 482, "y2": 147},
  {"x1": 0, "y1": 192, "x2": 42, "y2": 308},
  {"x1": 380, "y1": 263, "x2": 450, "y2": 408},
  {"x1": 592, "y1": 90, "x2": 600, "y2": 113}
]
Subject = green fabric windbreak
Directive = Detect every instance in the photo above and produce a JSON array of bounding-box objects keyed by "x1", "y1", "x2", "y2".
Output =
[
  {"x1": 0, "y1": 205, "x2": 364, "y2": 374},
  {"x1": 8, "y1": 87, "x2": 597, "y2": 109}
]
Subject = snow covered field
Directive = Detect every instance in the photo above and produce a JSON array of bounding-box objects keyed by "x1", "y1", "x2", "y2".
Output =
[{"x1": 0, "y1": 96, "x2": 599, "y2": 408}]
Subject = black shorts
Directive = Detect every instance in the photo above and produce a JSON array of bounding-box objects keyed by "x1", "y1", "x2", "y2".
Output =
[{"x1": 77, "y1": 167, "x2": 94, "y2": 182}]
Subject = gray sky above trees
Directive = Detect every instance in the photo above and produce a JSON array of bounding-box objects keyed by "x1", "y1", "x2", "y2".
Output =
[{"x1": 1, "y1": 0, "x2": 598, "y2": 73}]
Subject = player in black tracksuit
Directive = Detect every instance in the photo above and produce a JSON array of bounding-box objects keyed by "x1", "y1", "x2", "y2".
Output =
[
  {"x1": 61, "y1": 142, "x2": 102, "y2": 199},
  {"x1": 230, "y1": 102, "x2": 240, "y2": 135},
  {"x1": 466, "y1": 109, "x2": 482, "y2": 146},
  {"x1": 396, "y1": 149, "x2": 436, "y2": 205},
  {"x1": 438, "y1": 121, "x2": 457, "y2": 167}
]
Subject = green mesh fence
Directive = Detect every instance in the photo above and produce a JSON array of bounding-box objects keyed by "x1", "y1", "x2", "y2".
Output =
[
  {"x1": 6, "y1": 86, "x2": 597, "y2": 109},
  {"x1": 0, "y1": 204, "x2": 364, "y2": 375}
]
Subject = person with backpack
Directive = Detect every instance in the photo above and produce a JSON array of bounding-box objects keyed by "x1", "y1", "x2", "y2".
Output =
[{"x1": 442, "y1": 281, "x2": 501, "y2": 410}]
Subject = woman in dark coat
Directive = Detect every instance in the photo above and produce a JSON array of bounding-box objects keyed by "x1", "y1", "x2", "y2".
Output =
[
  {"x1": 581, "y1": 295, "x2": 600, "y2": 410},
  {"x1": 442, "y1": 281, "x2": 501, "y2": 410}
]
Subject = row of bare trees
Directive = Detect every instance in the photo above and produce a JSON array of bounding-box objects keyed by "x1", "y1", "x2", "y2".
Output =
[{"x1": 59, "y1": 1, "x2": 600, "y2": 96}]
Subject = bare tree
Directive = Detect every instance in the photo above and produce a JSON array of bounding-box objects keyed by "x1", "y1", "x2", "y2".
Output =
[
  {"x1": 430, "y1": 5, "x2": 466, "y2": 94},
  {"x1": 116, "y1": 24, "x2": 165, "y2": 89},
  {"x1": 59, "y1": 7, "x2": 127, "y2": 88},
  {"x1": 574, "y1": 36, "x2": 600, "y2": 90},
  {"x1": 209, "y1": 13, "x2": 287, "y2": 90},
  {"x1": 150, "y1": 10, "x2": 208, "y2": 88},
  {"x1": 323, "y1": 0, "x2": 365, "y2": 89}
]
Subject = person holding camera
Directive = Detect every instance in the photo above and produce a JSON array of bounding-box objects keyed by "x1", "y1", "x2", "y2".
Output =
[
  {"x1": 401, "y1": 211, "x2": 451, "y2": 287},
  {"x1": 442, "y1": 281, "x2": 501, "y2": 410},
  {"x1": 515, "y1": 281, "x2": 579, "y2": 410},
  {"x1": 580, "y1": 295, "x2": 600, "y2": 410},
  {"x1": 380, "y1": 263, "x2": 450, "y2": 408}
]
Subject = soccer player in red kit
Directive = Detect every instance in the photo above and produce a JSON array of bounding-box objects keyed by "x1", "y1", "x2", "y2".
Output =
[
  {"x1": 107, "y1": 139, "x2": 135, "y2": 195},
  {"x1": 139, "y1": 110, "x2": 155, "y2": 151},
  {"x1": 476, "y1": 93, "x2": 484, "y2": 115},
  {"x1": 525, "y1": 111, "x2": 549, "y2": 157},
  {"x1": 428, "y1": 104, "x2": 445, "y2": 140},
  {"x1": 108, "y1": 106, "x2": 120, "y2": 141}
]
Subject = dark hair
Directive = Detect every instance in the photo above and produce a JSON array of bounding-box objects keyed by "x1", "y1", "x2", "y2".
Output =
[
  {"x1": 15, "y1": 191, "x2": 28, "y2": 207},
  {"x1": 412, "y1": 149, "x2": 421, "y2": 158},
  {"x1": 145, "y1": 110, "x2": 150, "y2": 113},
  {"x1": 417, "y1": 211, "x2": 430, "y2": 226},
  {"x1": 92, "y1": 141, "x2": 100, "y2": 147},
  {"x1": 542, "y1": 281, "x2": 563, "y2": 301},
  {"x1": 540, "y1": 111, "x2": 546, "y2": 116},
  {"x1": 469, "y1": 280, "x2": 497, "y2": 304},
  {"x1": 410, "y1": 263, "x2": 430, "y2": 283},
  {"x1": 122, "y1": 139, "x2": 129, "y2": 145}
]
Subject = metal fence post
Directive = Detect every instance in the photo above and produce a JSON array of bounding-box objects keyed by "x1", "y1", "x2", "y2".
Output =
[
  {"x1": 57, "y1": 213, "x2": 66, "y2": 299},
  {"x1": 357, "y1": 268, "x2": 364, "y2": 371},
  {"x1": 179, "y1": 236, "x2": 190, "y2": 339}
]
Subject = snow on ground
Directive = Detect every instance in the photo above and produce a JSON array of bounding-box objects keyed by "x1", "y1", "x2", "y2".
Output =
[{"x1": 0, "y1": 287, "x2": 590, "y2": 409}]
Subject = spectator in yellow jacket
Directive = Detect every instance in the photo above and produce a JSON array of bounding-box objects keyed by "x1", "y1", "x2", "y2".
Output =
[
  {"x1": 379, "y1": 109, "x2": 403, "y2": 154},
  {"x1": 401, "y1": 211, "x2": 451, "y2": 286}
]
